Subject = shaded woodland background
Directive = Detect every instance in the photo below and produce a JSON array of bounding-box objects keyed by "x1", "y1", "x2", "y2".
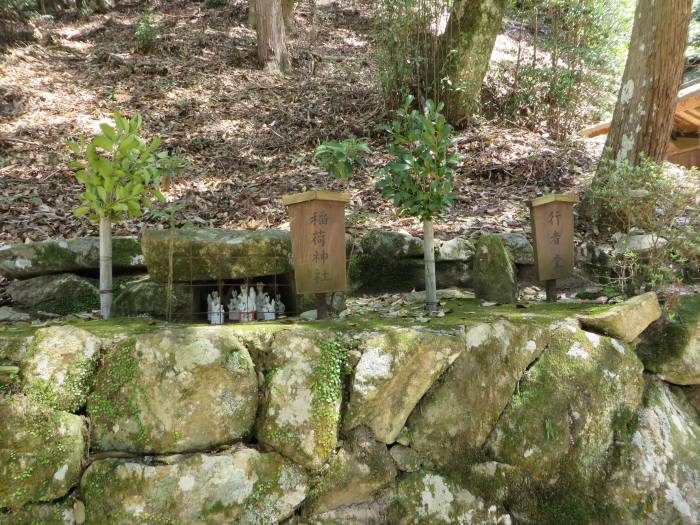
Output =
[{"x1": 0, "y1": 0, "x2": 698, "y2": 251}]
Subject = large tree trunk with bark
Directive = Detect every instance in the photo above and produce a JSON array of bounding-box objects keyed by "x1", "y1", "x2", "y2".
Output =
[
  {"x1": 250, "y1": 0, "x2": 294, "y2": 31},
  {"x1": 597, "y1": 0, "x2": 692, "y2": 171},
  {"x1": 255, "y1": 0, "x2": 290, "y2": 73},
  {"x1": 434, "y1": 0, "x2": 505, "y2": 126}
]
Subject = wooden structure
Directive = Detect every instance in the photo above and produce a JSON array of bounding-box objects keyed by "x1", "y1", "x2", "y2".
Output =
[
  {"x1": 529, "y1": 194, "x2": 578, "y2": 302},
  {"x1": 581, "y1": 79, "x2": 700, "y2": 168},
  {"x1": 282, "y1": 191, "x2": 349, "y2": 318}
]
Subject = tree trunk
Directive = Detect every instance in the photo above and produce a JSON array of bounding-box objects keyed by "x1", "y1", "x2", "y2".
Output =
[
  {"x1": 434, "y1": 0, "x2": 506, "y2": 126},
  {"x1": 282, "y1": 0, "x2": 295, "y2": 32},
  {"x1": 250, "y1": 0, "x2": 293, "y2": 30},
  {"x1": 255, "y1": 0, "x2": 290, "y2": 73},
  {"x1": 423, "y1": 219, "x2": 438, "y2": 312},
  {"x1": 597, "y1": 0, "x2": 692, "y2": 171},
  {"x1": 99, "y1": 216, "x2": 113, "y2": 320}
]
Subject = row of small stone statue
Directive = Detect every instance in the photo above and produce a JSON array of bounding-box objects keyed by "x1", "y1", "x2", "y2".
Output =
[{"x1": 207, "y1": 282, "x2": 285, "y2": 324}]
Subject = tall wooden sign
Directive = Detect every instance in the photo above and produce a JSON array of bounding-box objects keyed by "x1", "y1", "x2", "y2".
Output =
[
  {"x1": 282, "y1": 191, "x2": 349, "y2": 317},
  {"x1": 529, "y1": 194, "x2": 578, "y2": 301}
]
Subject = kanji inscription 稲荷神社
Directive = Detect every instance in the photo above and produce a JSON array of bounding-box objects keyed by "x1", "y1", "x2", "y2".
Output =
[{"x1": 283, "y1": 191, "x2": 349, "y2": 294}]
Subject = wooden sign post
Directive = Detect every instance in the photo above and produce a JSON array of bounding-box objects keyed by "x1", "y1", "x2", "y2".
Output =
[
  {"x1": 282, "y1": 191, "x2": 350, "y2": 319},
  {"x1": 529, "y1": 194, "x2": 578, "y2": 302}
]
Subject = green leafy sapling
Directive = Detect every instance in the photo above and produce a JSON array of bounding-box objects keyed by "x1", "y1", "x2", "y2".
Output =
[
  {"x1": 67, "y1": 111, "x2": 182, "y2": 319},
  {"x1": 314, "y1": 137, "x2": 369, "y2": 186},
  {"x1": 376, "y1": 96, "x2": 460, "y2": 312}
]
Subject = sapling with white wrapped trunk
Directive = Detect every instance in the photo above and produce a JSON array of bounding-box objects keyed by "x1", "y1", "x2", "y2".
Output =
[
  {"x1": 67, "y1": 112, "x2": 180, "y2": 319},
  {"x1": 376, "y1": 96, "x2": 460, "y2": 312}
]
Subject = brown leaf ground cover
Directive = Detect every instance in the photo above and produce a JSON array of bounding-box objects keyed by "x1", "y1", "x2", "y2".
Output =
[{"x1": 0, "y1": 0, "x2": 593, "y2": 248}]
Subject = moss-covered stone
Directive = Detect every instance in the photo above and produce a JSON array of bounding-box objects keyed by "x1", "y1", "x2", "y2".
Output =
[
  {"x1": 636, "y1": 294, "x2": 700, "y2": 384},
  {"x1": 7, "y1": 274, "x2": 99, "y2": 315},
  {"x1": 112, "y1": 276, "x2": 194, "y2": 319},
  {"x1": 579, "y1": 291, "x2": 661, "y2": 342},
  {"x1": 348, "y1": 255, "x2": 471, "y2": 294},
  {"x1": 389, "y1": 444, "x2": 422, "y2": 473},
  {"x1": 606, "y1": 377, "x2": 700, "y2": 523},
  {"x1": 408, "y1": 320, "x2": 548, "y2": 469},
  {"x1": 0, "y1": 396, "x2": 86, "y2": 510},
  {"x1": 486, "y1": 319, "x2": 644, "y2": 485},
  {"x1": 495, "y1": 232, "x2": 534, "y2": 265},
  {"x1": 0, "y1": 236, "x2": 143, "y2": 279},
  {"x1": 305, "y1": 426, "x2": 397, "y2": 516},
  {"x1": 472, "y1": 235, "x2": 517, "y2": 304},
  {"x1": 435, "y1": 237, "x2": 475, "y2": 262},
  {"x1": 257, "y1": 331, "x2": 347, "y2": 470},
  {"x1": 0, "y1": 500, "x2": 78, "y2": 524},
  {"x1": 80, "y1": 448, "x2": 308, "y2": 525},
  {"x1": 88, "y1": 327, "x2": 258, "y2": 454},
  {"x1": 360, "y1": 229, "x2": 424, "y2": 259},
  {"x1": 22, "y1": 325, "x2": 102, "y2": 412},
  {"x1": 344, "y1": 327, "x2": 464, "y2": 444},
  {"x1": 388, "y1": 471, "x2": 511, "y2": 525},
  {"x1": 0, "y1": 325, "x2": 35, "y2": 364},
  {"x1": 141, "y1": 228, "x2": 293, "y2": 282}
]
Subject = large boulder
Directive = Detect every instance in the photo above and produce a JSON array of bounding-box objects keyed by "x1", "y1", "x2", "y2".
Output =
[
  {"x1": 0, "y1": 237, "x2": 142, "y2": 279},
  {"x1": 607, "y1": 378, "x2": 700, "y2": 524},
  {"x1": 435, "y1": 237, "x2": 475, "y2": 262},
  {"x1": 6, "y1": 274, "x2": 98, "y2": 314},
  {"x1": 683, "y1": 384, "x2": 700, "y2": 415},
  {"x1": 141, "y1": 228, "x2": 292, "y2": 282},
  {"x1": 112, "y1": 276, "x2": 194, "y2": 319},
  {"x1": 472, "y1": 235, "x2": 518, "y2": 304},
  {"x1": 0, "y1": 396, "x2": 86, "y2": 510},
  {"x1": 0, "y1": 306, "x2": 30, "y2": 322},
  {"x1": 80, "y1": 449, "x2": 308, "y2": 525},
  {"x1": 349, "y1": 256, "x2": 471, "y2": 294},
  {"x1": 636, "y1": 294, "x2": 700, "y2": 385},
  {"x1": 88, "y1": 327, "x2": 258, "y2": 453},
  {"x1": 305, "y1": 427, "x2": 397, "y2": 516},
  {"x1": 486, "y1": 320, "x2": 644, "y2": 484},
  {"x1": 257, "y1": 331, "x2": 345, "y2": 470},
  {"x1": 495, "y1": 232, "x2": 535, "y2": 265},
  {"x1": 579, "y1": 292, "x2": 661, "y2": 342},
  {"x1": 388, "y1": 471, "x2": 512, "y2": 525},
  {"x1": 0, "y1": 500, "x2": 79, "y2": 525},
  {"x1": 344, "y1": 327, "x2": 464, "y2": 444},
  {"x1": 22, "y1": 325, "x2": 102, "y2": 412},
  {"x1": 408, "y1": 321, "x2": 547, "y2": 468},
  {"x1": 361, "y1": 229, "x2": 423, "y2": 259}
]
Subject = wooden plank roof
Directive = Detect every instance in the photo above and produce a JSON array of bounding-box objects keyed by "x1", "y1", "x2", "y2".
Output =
[{"x1": 580, "y1": 79, "x2": 700, "y2": 138}]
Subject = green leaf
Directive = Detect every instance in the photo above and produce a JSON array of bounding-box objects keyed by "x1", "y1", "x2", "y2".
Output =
[
  {"x1": 93, "y1": 135, "x2": 113, "y2": 152},
  {"x1": 152, "y1": 189, "x2": 165, "y2": 203},
  {"x1": 97, "y1": 187, "x2": 108, "y2": 203},
  {"x1": 74, "y1": 206, "x2": 91, "y2": 217},
  {"x1": 66, "y1": 141, "x2": 81, "y2": 155},
  {"x1": 100, "y1": 123, "x2": 116, "y2": 141}
]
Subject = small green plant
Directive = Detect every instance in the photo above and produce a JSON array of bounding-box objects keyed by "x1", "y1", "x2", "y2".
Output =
[
  {"x1": 67, "y1": 111, "x2": 182, "y2": 319},
  {"x1": 311, "y1": 337, "x2": 353, "y2": 458},
  {"x1": 544, "y1": 417, "x2": 555, "y2": 440},
  {"x1": 589, "y1": 155, "x2": 700, "y2": 292},
  {"x1": 151, "y1": 202, "x2": 187, "y2": 228},
  {"x1": 135, "y1": 12, "x2": 155, "y2": 53},
  {"x1": 376, "y1": 96, "x2": 460, "y2": 311},
  {"x1": 314, "y1": 138, "x2": 369, "y2": 183},
  {"x1": 203, "y1": 0, "x2": 228, "y2": 7}
]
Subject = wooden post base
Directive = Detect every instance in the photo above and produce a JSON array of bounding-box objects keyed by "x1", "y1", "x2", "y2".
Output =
[
  {"x1": 315, "y1": 293, "x2": 329, "y2": 320},
  {"x1": 545, "y1": 279, "x2": 557, "y2": 302}
]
